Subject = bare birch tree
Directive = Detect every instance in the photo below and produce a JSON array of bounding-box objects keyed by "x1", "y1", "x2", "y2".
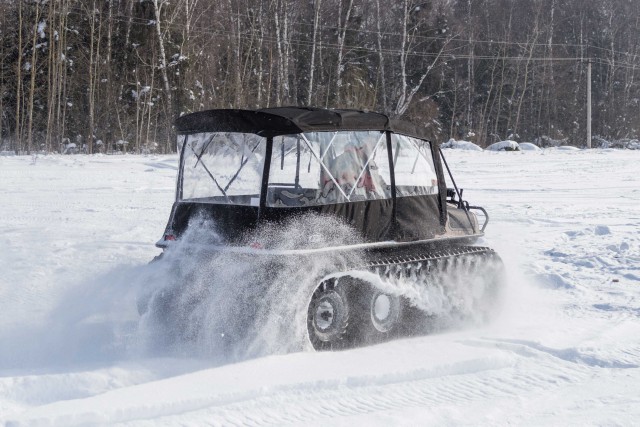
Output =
[
  {"x1": 307, "y1": 0, "x2": 323, "y2": 105},
  {"x1": 152, "y1": 0, "x2": 174, "y2": 151},
  {"x1": 26, "y1": 1, "x2": 42, "y2": 154},
  {"x1": 393, "y1": 0, "x2": 452, "y2": 117},
  {"x1": 334, "y1": 0, "x2": 354, "y2": 104},
  {"x1": 14, "y1": 1, "x2": 24, "y2": 153}
]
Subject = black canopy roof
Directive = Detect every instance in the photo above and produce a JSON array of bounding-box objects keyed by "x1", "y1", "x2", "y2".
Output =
[{"x1": 175, "y1": 107, "x2": 432, "y2": 142}]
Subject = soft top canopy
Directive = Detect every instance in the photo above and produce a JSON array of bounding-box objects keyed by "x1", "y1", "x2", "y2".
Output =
[{"x1": 175, "y1": 107, "x2": 431, "y2": 142}]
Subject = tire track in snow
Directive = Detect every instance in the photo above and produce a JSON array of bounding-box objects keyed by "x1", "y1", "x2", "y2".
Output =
[
  {"x1": 112, "y1": 346, "x2": 591, "y2": 427},
  {"x1": 482, "y1": 338, "x2": 639, "y2": 369}
]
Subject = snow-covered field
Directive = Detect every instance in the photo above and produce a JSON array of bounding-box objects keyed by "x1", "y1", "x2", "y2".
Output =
[{"x1": 1, "y1": 148, "x2": 639, "y2": 426}]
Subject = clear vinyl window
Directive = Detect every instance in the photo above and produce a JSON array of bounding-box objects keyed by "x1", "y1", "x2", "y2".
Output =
[
  {"x1": 267, "y1": 131, "x2": 391, "y2": 207},
  {"x1": 180, "y1": 132, "x2": 266, "y2": 205},
  {"x1": 390, "y1": 134, "x2": 439, "y2": 197},
  {"x1": 177, "y1": 131, "x2": 436, "y2": 208}
]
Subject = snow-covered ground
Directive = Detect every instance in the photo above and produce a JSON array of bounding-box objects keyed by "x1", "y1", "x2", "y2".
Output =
[{"x1": 1, "y1": 148, "x2": 639, "y2": 426}]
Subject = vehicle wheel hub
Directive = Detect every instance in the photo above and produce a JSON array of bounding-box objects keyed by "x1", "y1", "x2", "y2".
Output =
[
  {"x1": 370, "y1": 291, "x2": 400, "y2": 333},
  {"x1": 315, "y1": 299, "x2": 335, "y2": 331},
  {"x1": 373, "y1": 293, "x2": 391, "y2": 321},
  {"x1": 308, "y1": 283, "x2": 349, "y2": 349}
]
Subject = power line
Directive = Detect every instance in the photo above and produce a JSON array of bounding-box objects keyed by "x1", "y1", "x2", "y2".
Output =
[
  {"x1": 56, "y1": 5, "x2": 640, "y2": 65},
  {"x1": 13, "y1": 5, "x2": 640, "y2": 70}
]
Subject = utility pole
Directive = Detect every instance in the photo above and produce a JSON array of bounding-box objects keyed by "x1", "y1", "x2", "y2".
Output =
[{"x1": 587, "y1": 59, "x2": 592, "y2": 148}]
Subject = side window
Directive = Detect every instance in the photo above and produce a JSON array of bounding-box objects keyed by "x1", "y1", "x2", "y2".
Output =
[
  {"x1": 180, "y1": 132, "x2": 266, "y2": 205},
  {"x1": 267, "y1": 135, "x2": 322, "y2": 207},
  {"x1": 391, "y1": 134, "x2": 439, "y2": 197},
  {"x1": 267, "y1": 131, "x2": 392, "y2": 206},
  {"x1": 269, "y1": 134, "x2": 321, "y2": 190},
  {"x1": 319, "y1": 131, "x2": 391, "y2": 203}
]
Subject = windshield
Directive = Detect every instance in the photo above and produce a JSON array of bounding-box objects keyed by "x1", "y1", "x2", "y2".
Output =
[{"x1": 179, "y1": 132, "x2": 266, "y2": 205}]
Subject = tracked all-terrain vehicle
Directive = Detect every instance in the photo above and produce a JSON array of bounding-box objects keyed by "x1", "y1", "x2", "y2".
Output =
[{"x1": 145, "y1": 107, "x2": 503, "y2": 351}]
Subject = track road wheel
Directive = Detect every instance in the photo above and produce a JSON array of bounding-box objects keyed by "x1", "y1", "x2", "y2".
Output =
[
  {"x1": 369, "y1": 289, "x2": 402, "y2": 334},
  {"x1": 352, "y1": 284, "x2": 402, "y2": 344},
  {"x1": 307, "y1": 279, "x2": 351, "y2": 351}
]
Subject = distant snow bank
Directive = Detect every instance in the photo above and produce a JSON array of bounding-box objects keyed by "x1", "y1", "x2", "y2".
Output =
[
  {"x1": 519, "y1": 142, "x2": 542, "y2": 151},
  {"x1": 440, "y1": 139, "x2": 483, "y2": 151},
  {"x1": 595, "y1": 137, "x2": 640, "y2": 150},
  {"x1": 441, "y1": 139, "x2": 525, "y2": 152},
  {"x1": 442, "y1": 137, "x2": 640, "y2": 152},
  {"x1": 486, "y1": 140, "x2": 520, "y2": 151}
]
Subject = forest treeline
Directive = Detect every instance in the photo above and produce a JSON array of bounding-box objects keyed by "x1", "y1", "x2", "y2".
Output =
[{"x1": 1, "y1": 0, "x2": 639, "y2": 154}]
